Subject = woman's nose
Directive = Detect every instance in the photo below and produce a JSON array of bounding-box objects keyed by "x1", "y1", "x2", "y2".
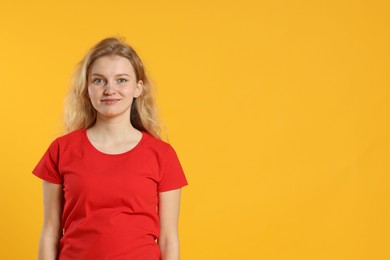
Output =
[{"x1": 103, "y1": 82, "x2": 116, "y2": 95}]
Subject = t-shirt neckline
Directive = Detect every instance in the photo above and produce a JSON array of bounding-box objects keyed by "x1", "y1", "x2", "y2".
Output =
[{"x1": 81, "y1": 128, "x2": 146, "y2": 157}]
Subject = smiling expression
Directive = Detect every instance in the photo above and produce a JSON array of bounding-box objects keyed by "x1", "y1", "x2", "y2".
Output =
[{"x1": 87, "y1": 55, "x2": 143, "y2": 121}]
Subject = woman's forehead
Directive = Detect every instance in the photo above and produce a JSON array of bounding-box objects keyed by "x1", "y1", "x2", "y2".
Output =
[{"x1": 89, "y1": 55, "x2": 135, "y2": 75}]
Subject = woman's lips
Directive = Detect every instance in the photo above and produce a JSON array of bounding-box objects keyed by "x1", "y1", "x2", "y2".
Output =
[{"x1": 101, "y1": 99, "x2": 120, "y2": 105}]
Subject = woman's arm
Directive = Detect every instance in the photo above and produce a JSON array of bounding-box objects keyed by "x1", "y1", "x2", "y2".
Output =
[
  {"x1": 158, "y1": 188, "x2": 182, "y2": 260},
  {"x1": 38, "y1": 180, "x2": 63, "y2": 260}
]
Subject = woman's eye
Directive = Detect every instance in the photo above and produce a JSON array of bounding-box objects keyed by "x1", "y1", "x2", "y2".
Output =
[
  {"x1": 92, "y1": 78, "x2": 105, "y2": 84},
  {"x1": 118, "y1": 78, "x2": 128, "y2": 83}
]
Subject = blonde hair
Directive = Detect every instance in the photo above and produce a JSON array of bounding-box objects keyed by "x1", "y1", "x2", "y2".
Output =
[{"x1": 64, "y1": 37, "x2": 162, "y2": 139}]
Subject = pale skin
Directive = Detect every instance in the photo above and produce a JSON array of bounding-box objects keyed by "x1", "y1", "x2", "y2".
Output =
[{"x1": 38, "y1": 55, "x2": 182, "y2": 260}]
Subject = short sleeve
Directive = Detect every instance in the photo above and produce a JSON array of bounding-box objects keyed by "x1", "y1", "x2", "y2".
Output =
[
  {"x1": 158, "y1": 145, "x2": 188, "y2": 192},
  {"x1": 32, "y1": 139, "x2": 62, "y2": 184}
]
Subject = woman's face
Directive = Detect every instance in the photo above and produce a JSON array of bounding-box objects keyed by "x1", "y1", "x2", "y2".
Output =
[{"x1": 87, "y1": 55, "x2": 143, "y2": 121}]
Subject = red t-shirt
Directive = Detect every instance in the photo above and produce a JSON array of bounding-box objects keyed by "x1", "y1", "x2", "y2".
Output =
[{"x1": 32, "y1": 129, "x2": 188, "y2": 259}]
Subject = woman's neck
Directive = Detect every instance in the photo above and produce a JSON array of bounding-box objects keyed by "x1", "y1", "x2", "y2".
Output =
[{"x1": 88, "y1": 116, "x2": 140, "y2": 141}]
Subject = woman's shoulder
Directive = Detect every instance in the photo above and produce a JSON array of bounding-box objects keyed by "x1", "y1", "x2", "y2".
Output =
[
  {"x1": 142, "y1": 131, "x2": 175, "y2": 153},
  {"x1": 55, "y1": 128, "x2": 85, "y2": 144},
  {"x1": 41, "y1": 129, "x2": 85, "y2": 155}
]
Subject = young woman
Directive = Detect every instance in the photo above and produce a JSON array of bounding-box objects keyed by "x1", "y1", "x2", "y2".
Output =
[{"x1": 32, "y1": 37, "x2": 188, "y2": 260}]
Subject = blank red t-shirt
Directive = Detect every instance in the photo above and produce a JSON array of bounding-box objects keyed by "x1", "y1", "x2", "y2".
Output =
[{"x1": 32, "y1": 129, "x2": 188, "y2": 260}]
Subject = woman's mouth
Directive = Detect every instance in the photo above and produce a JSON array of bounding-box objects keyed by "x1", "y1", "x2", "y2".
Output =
[{"x1": 101, "y1": 99, "x2": 120, "y2": 105}]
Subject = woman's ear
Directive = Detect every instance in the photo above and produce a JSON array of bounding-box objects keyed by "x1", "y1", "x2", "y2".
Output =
[{"x1": 134, "y1": 80, "x2": 143, "y2": 98}]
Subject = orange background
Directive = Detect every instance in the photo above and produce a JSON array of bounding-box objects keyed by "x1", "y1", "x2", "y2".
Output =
[{"x1": 0, "y1": 0, "x2": 389, "y2": 259}]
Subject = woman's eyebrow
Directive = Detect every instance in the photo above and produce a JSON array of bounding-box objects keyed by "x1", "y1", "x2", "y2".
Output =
[
  {"x1": 90, "y1": 73, "x2": 130, "y2": 77},
  {"x1": 91, "y1": 73, "x2": 104, "y2": 77}
]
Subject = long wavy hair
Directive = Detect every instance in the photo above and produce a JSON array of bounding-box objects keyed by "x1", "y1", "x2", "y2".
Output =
[{"x1": 64, "y1": 37, "x2": 162, "y2": 139}]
